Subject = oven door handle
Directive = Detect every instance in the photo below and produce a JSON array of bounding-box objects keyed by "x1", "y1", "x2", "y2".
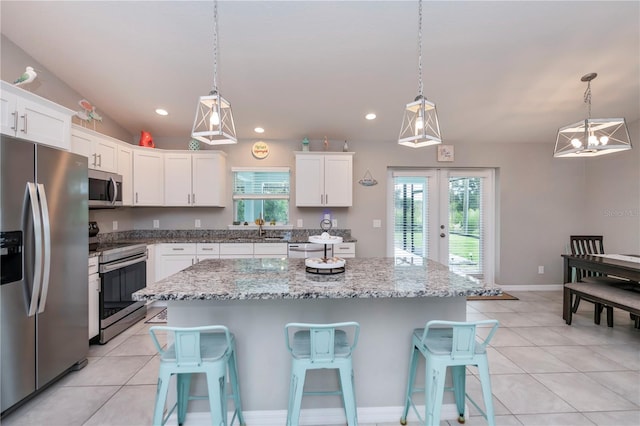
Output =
[{"x1": 100, "y1": 254, "x2": 147, "y2": 274}]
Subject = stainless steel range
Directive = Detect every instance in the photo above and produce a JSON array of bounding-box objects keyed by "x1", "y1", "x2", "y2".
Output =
[{"x1": 97, "y1": 242, "x2": 147, "y2": 344}]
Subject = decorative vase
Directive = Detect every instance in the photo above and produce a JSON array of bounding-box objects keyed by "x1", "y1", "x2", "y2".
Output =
[{"x1": 188, "y1": 139, "x2": 200, "y2": 151}]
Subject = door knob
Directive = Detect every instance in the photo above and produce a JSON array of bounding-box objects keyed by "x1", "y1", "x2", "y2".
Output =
[{"x1": 440, "y1": 233, "x2": 446, "y2": 238}]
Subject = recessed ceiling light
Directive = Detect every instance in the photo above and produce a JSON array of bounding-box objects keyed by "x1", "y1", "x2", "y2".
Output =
[
  {"x1": 365, "y1": 113, "x2": 376, "y2": 120},
  {"x1": 155, "y1": 108, "x2": 168, "y2": 116},
  {"x1": 254, "y1": 127, "x2": 265, "y2": 133}
]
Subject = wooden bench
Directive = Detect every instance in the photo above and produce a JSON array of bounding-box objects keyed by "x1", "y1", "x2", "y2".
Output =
[{"x1": 564, "y1": 280, "x2": 640, "y2": 328}]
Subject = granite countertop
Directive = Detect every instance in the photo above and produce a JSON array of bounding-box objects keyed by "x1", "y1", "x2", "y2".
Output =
[{"x1": 133, "y1": 257, "x2": 501, "y2": 301}]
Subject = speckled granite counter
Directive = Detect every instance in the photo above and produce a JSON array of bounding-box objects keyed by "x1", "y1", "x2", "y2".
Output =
[{"x1": 133, "y1": 257, "x2": 499, "y2": 301}]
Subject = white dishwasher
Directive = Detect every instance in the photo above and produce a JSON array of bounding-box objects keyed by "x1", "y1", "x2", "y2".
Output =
[{"x1": 287, "y1": 243, "x2": 333, "y2": 258}]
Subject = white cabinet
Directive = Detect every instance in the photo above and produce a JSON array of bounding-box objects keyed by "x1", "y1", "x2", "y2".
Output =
[
  {"x1": 295, "y1": 152, "x2": 353, "y2": 207},
  {"x1": 133, "y1": 148, "x2": 164, "y2": 206},
  {"x1": 117, "y1": 144, "x2": 134, "y2": 206},
  {"x1": 88, "y1": 257, "x2": 100, "y2": 340},
  {"x1": 220, "y1": 243, "x2": 253, "y2": 259},
  {"x1": 70, "y1": 125, "x2": 118, "y2": 172},
  {"x1": 164, "y1": 151, "x2": 226, "y2": 207},
  {"x1": 254, "y1": 243, "x2": 288, "y2": 258},
  {"x1": 155, "y1": 243, "x2": 221, "y2": 281},
  {"x1": 146, "y1": 244, "x2": 155, "y2": 286},
  {"x1": 334, "y1": 242, "x2": 356, "y2": 258},
  {"x1": 155, "y1": 243, "x2": 197, "y2": 281},
  {"x1": 1, "y1": 80, "x2": 73, "y2": 150},
  {"x1": 197, "y1": 243, "x2": 220, "y2": 260}
]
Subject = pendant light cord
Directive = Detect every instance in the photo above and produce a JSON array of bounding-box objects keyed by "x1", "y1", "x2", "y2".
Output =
[
  {"x1": 417, "y1": 0, "x2": 424, "y2": 97},
  {"x1": 212, "y1": 0, "x2": 219, "y2": 93}
]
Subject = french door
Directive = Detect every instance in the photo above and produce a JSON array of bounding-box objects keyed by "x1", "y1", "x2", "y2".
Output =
[{"x1": 387, "y1": 169, "x2": 495, "y2": 283}]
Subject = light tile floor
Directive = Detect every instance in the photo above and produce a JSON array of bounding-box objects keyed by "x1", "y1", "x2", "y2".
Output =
[{"x1": 2, "y1": 291, "x2": 639, "y2": 426}]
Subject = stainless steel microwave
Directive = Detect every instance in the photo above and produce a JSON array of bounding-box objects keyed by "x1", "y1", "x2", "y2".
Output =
[{"x1": 88, "y1": 169, "x2": 122, "y2": 208}]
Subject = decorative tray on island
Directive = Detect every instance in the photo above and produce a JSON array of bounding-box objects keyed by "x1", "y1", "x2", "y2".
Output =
[{"x1": 308, "y1": 233, "x2": 343, "y2": 245}]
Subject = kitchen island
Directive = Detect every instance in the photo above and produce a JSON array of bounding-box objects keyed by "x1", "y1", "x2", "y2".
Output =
[{"x1": 133, "y1": 257, "x2": 500, "y2": 424}]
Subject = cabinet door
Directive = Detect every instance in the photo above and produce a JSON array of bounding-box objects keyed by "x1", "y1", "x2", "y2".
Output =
[
  {"x1": 16, "y1": 96, "x2": 71, "y2": 150},
  {"x1": 117, "y1": 145, "x2": 134, "y2": 206},
  {"x1": 164, "y1": 153, "x2": 192, "y2": 206},
  {"x1": 324, "y1": 155, "x2": 352, "y2": 206},
  {"x1": 295, "y1": 154, "x2": 324, "y2": 206},
  {"x1": 146, "y1": 244, "x2": 155, "y2": 285},
  {"x1": 157, "y1": 255, "x2": 196, "y2": 281},
  {"x1": 1, "y1": 92, "x2": 17, "y2": 136},
  {"x1": 192, "y1": 153, "x2": 226, "y2": 206},
  {"x1": 94, "y1": 137, "x2": 118, "y2": 173},
  {"x1": 70, "y1": 128, "x2": 95, "y2": 164},
  {"x1": 133, "y1": 149, "x2": 164, "y2": 205},
  {"x1": 88, "y1": 273, "x2": 100, "y2": 339}
]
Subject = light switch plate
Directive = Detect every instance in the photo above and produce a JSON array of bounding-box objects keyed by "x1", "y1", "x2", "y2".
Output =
[
  {"x1": 297, "y1": 219, "x2": 303, "y2": 228},
  {"x1": 195, "y1": 219, "x2": 201, "y2": 228},
  {"x1": 538, "y1": 266, "x2": 544, "y2": 274},
  {"x1": 112, "y1": 221, "x2": 118, "y2": 231},
  {"x1": 331, "y1": 219, "x2": 338, "y2": 228},
  {"x1": 373, "y1": 219, "x2": 381, "y2": 228},
  {"x1": 153, "y1": 220, "x2": 159, "y2": 229}
]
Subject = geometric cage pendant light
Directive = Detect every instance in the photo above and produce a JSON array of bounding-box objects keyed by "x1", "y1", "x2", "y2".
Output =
[
  {"x1": 398, "y1": 0, "x2": 442, "y2": 148},
  {"x1": 191, "y1": 0, "x2": 237, "y2": 145},
  {"x1": 554, "y1": 73, "x2": 632, "y2": 158}
]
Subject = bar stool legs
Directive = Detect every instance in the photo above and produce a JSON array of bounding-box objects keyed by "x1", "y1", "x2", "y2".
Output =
[{"x1": 401, "y1": 320, "x2": 499, "y2": 426}]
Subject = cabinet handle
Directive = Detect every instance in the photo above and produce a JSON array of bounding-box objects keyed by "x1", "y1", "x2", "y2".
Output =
[
  {"x1": 92, "y1": 153, "x2": 97, "y2": 167},
  {"x1": 135, "y1": 192, "x2": 138, "y2": 203},
  {"x1": 325, "y1": 194, "x2": 328, "y2": 204},
  {"x1": 192, "y1": 193, "x2": 195, "y2": 204},
  {"x1": 20, "y1": 113, "x2": 27, "y2": 133},
  {"x1": 320, "y1": 194, "x2": 323, "y2": 204},
  {"x1": 172, "y1": 248, "x2": 184, "y2": 251},
  {"x1": 11, "y1": 111, "x2": 18, "y2": 130},
  {"x1": 187, "y1": 194, "x2": 190, "y2": 204},
  {"x1": 97, "y1": 154, "x2": 102, "y2": 167},
  {"x1": 202, "y1": 248, "x2": 213, "y2": 251}
]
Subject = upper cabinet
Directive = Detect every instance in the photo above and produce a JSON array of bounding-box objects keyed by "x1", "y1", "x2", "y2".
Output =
[
  {"x1": 1, "y1": 80, "x2": 73, "y2": 150},
  {"x1": 164, "y1": 151, "x2": 226, "y2": 207},
  {"x1": 133, "y1": 148, "x2": 164, "y2": 206},
  {"x1": 70, "y1": 125, "x2": 118, "y2": 173},
  {"x1": 117, "y1": 144, "x2": 134, "y2": 206},
  {"x1": 295, "y1": 152, "x2": 353, "y2": 207}
]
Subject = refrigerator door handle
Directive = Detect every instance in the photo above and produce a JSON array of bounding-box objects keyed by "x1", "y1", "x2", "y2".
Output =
[
  {"x1": 36, "y1": 184, "x2": 52, "y2": 314},
  {"x1": 109, "y1": 176, "x2": 118, "y2": 206},
  {"x1": 25, "y1": 183, "x2": 44, "y2": 317}
]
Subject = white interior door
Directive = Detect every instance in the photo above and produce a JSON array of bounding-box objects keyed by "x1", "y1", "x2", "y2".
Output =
[{"x1": 387, "y1": 168, "x2": 495, "y2": 283}]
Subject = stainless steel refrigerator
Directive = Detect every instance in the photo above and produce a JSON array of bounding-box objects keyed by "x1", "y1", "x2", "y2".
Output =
[{"x1": 1, "y1": 135, "x2": 88, "y2": 415}]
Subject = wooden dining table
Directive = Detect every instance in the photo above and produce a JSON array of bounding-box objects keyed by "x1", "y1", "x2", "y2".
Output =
[{"x1": 561, "y1": 254, "x2": 640, "y2": 321}]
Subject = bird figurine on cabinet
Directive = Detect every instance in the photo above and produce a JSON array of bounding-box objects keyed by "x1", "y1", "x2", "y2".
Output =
[{"x1": 13, "y1": 66, "x2": 38, "y2": 87}]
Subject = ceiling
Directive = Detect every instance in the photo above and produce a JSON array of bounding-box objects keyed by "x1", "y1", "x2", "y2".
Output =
[{"x1": 2, "y1": 1, "x2": 639, "y2": 146}]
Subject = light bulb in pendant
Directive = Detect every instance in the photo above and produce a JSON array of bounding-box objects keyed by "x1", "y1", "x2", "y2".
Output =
[
  {"x1": 599, "y1": 136, "x2": 609, "y2": 145},
  {"x1": 415, "y1": 114, "x2": 424, "y2": 136},
  {"x1": 209, "y1": 110, "x2": 220, "y2": 129},
  {"x1": 588, "y1": 135, "x2": 598, "y2": 146},
  {"x1": 571, "y1": 138, "x2": 582, "y2": 148}
]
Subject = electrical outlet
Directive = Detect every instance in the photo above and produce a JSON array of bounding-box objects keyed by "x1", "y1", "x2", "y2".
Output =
[
  {"x1": 373, "y1": 219, "x2": 381, "y2": 228},
  {"x1": 331, "y1": 219, "x2": 338, "y2": 228},
  {"x1": 195, "y1": 219, "x2": 201, "y2": 228},
  {"x1": 538, "y1": 266, "x2": 544, "y2": 274},
  {"x1": 324, "y1": 213, "x2": 331, "y2": 221},
  {"x1": 297, "y1": 219, "x2": 303, "y2": 228},
  {"x1": 153, "y1": 220, "x2": 159, "y2": 229},
  {"x1": 112, "y1": 221, "x2": 118, "y2": 231}
]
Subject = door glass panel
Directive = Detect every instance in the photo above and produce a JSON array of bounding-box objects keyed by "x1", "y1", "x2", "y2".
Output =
[
  {"x1": 448, "y1": 177, "x2": 483, "y2": 278},
  {"x1": 393, "y1": 176, "x2": 427, "y2": 264}
]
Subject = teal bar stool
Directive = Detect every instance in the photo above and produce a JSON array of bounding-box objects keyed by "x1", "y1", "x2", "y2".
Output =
[
  {"x1": 284, "y1": 322, "x2": 360, "y2": 426},
  {"x1": 149, "y1": 325, "x2": 245, "y2": 426},
  {"x1": 400, "y1": 320, "x2": 499, "y2": 426}
]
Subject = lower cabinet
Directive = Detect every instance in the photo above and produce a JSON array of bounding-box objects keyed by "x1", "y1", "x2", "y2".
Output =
[
  {"x1": 334, "y1": 243, "x2": 356, "y2": 258},
  {"x1": 155, "y1": 243, "x2": 221, "y2": 281},
  {"x1": 88, "y1": 257, "x2": 100, "y2": 340},
  {"x1": 254, "y1": 243, "x2": 288, "y2": 258},
  {"x1": 146, "y1": 244, "x2": 155, "y2": 286}
]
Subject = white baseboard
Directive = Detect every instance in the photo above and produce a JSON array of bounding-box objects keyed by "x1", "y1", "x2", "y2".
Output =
[
  {"x1": 499, "y1": 284, "x2": 563, "y2": 292},
  {"x1": 166, "y1": 404, "x2": 461, "y2": 425}
]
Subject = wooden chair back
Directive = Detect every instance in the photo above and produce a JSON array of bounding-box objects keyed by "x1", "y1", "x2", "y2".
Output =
[{"x1": 570, "y1": 235, "x2": 604, "y2": 279}]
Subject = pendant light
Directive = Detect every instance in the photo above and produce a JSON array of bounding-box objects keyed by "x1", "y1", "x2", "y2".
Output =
[
  {"x1": 554, "y1": 73, "x2": 632, "y2": 158},
  {"x1": 191, "y1": 0, "x2": 237, "y2": 145},
  {"x1": 398, "y1": 0, "x2": 442, "y2": 148}
]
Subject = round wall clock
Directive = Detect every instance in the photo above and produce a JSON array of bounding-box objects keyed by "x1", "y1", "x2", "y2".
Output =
[{"x1": 252, "y1": 141, "x2": 269, "y2": 159}]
